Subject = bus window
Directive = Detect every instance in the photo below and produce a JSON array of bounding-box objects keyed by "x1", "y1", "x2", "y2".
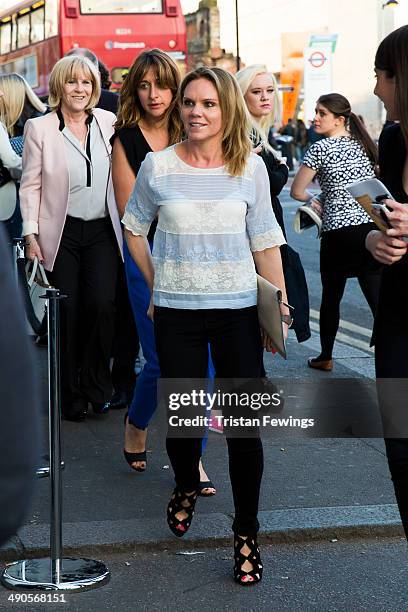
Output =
[
  {"x1": 80, "y1": 0, "x2": 163, "y2": 14},
  {"x1": 17, "y1": 13, "x2": 30, "y2": 48},
  {"x1": 0, "y1": 54, "x2": 39, "y2": 89},
  {"x1": 45, "y1": 0, "x2": 58, "y2": 38},
  {"x1": 31, "y1": 7, "x2": 45, "y2": 44},
  {"x1": 0, "y1": 21, "x2": 12, "y2": 54}
]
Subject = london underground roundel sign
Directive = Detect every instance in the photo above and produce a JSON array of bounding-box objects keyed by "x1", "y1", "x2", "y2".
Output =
[{"x1": 308, "y1": 51, "x2": 327, "y2": 68}]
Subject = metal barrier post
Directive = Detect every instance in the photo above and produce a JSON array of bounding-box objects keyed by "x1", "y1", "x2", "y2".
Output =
[
  {"x1": 48, "y1": 287, "x2": 62, "y2": 584},
  {"x1": 1, "y1": 288, "x2": 110, "y2": 592}
]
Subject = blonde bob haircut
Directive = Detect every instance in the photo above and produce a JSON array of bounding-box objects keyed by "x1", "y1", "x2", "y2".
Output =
[
  {"x1": 48, "y1": 56, "x2": 101, "y2": 112},
  {"x1": 180, "y1": 66, "x2": 251, "y2": 177},
  {"x1": 115, "y1": 48, "x2": 183, "y2": 146},
  {"x1": 236, "y1": 64, "x2": 282, "y2": 156},
  {"x1": 0, "y1": 73, "x2": 46, "y2": 136}
]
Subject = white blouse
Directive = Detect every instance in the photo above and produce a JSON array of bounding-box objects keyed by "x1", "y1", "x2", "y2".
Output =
[{"x1": 123, "y1": 146, "x2": 286, "y2": 309}]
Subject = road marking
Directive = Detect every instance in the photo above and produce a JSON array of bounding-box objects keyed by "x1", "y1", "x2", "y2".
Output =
[
  {"x1": 310, "y1": 308, "x2": 373, "y2": 338},
  {"x1": 309, "y1": 320, "x2": 374, "y2": 353}
]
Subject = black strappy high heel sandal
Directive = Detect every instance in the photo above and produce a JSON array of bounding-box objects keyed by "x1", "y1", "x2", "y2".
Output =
[
  {"x1": 167, "y1": 487, "x2": 198, "y2": 537},
  {"x1": 233, "y1": 535, "x2": 263, "y2": 586},
  {"x1": 123, "y1": 412, "x2": 147, "y2": 472}
]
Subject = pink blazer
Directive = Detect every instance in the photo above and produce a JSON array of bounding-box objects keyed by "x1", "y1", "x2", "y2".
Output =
[{"x1": 20, "y1": 108, "x2": 123, "y2": 271}]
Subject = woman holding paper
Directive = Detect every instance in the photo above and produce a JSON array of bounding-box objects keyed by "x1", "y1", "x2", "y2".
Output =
[
  {"x1": 365, "y1": 25, "x2": 408, "y2": 538},
  {"x1": 291, "y1": 93, "x2": 380, "y2": 371}
]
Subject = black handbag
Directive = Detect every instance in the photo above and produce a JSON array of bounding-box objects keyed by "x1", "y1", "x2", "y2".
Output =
[
  {"x1": 280, "y1": 244, "x2": 311, "y2": 343},
  {"x1": 0, "y1": 159, "x2": 12, "y2": 189}
]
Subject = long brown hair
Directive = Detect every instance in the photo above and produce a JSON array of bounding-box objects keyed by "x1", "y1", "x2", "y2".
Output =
[
  {"x1": 180, "y1": 66, "x2": 252, "y2": 177},
  {"x1": 115, "y1": 48, "x2": 182, "y2": 145},
  {"x1": 375, "y1": 25, "x2": 408, "y2": 149},
  {"x1": 317, "y1": 93, "x2": 378, "y2": 164}
]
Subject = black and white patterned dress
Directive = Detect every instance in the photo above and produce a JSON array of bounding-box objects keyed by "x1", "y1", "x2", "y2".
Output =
[{"x1": 302, "y1": 136, "x2": 375, "y2": 233}]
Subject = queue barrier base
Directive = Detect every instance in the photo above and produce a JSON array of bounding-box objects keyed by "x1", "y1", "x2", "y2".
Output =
[{"x1": 2, "y1": 557, "x2": 110, "y2": 592}]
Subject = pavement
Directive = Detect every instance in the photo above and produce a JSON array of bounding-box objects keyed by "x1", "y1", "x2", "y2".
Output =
[
  {"x1": 2, "y1": 538, "x2": 408, "y2": 611},
  {"x1": 0, "y1": 329, "x2": 402, "y2": 567}
]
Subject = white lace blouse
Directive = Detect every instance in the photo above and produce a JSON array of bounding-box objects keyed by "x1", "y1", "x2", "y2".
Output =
[{"x1": 122, "y1": 146, "x2": 286, "y2": 309}]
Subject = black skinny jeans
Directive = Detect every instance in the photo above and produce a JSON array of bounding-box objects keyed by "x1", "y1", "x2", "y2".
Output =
[
  {"x1": 154, "y1": 306, "x2": 264, "y2": 537},
  {"x1": 319, "y1": 224, "x2": 381, "y2": 359},
  {"x1": 375, "y1": 261, "x2": 408, "y2": 538}
]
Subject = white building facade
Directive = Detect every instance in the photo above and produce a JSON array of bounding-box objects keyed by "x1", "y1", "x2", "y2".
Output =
[{"x1": 213, "y1": 0, "x2": 408, "y2": 137}]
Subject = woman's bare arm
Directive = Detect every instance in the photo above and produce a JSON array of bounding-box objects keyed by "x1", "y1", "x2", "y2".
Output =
[
  {"x1": 125, "y1": 230, "x2": 155, "y2": 319},
  {"x1": 253, "y1": 246, "x2": 289, "y2": 311},
  {"x1": 112, "y1": 139, "x2": 136, "y2": 218},
  {"x1": 124, "y1": 230, "x2": 154, "y2": 291},
  {"x1": 253, "y1": 246, "x2": 290, "y2": 351},
  {"x1": 290, "y1": 164, "x2": 317, "y2": 201}
]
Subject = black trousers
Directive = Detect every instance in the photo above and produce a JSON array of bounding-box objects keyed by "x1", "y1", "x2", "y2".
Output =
[
  {"x1": 47, "y1": 216, "x2": 119, "y2": 408},
  {"x1": 375, "y1": 260, "x2": 408, "y2": 538},
  {"x1": 319, "y1": 224, "x2": 381, "y2": 359},
  {"x1": 111, "y1": 260, "x2": 140, "y2": 395},
  {"x1": 154, "y1": 306, "x2": 264, "y2": 536}
]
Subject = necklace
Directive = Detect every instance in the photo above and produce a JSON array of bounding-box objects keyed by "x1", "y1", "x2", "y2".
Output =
[{"x1": 65, "y1": 119, "x2": 88, "y2": 148}]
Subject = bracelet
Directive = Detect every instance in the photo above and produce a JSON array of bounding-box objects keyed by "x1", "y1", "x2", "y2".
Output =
[{"x1": 281, "y1": 314, "x2": 293, "y2": 328}]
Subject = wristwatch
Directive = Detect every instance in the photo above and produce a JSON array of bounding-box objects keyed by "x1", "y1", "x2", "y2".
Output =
[{"x1": 281, "y1": 314, "x2": 293, "y2": 328}]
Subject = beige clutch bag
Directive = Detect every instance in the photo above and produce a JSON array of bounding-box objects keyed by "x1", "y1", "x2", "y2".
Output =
[{"x1": 256, "y1": 274, "x2": 292, "y2": 359}]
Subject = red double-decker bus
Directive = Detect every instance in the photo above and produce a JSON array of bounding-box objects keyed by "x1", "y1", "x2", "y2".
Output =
[{"x1": 0, "y1": 0, "x2": 187, "y2": 96}]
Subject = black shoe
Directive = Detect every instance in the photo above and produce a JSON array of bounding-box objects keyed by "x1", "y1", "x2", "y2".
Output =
[
  {"x1": 233, "y1": 535, "x2": 263, "y2": 586},
  {"x1": 198, "y1": 480, "x2": 216, "y2": 497},
  {"x1": 167, "y1": 487, "x2": 198, "y2": 537},
  {"x1": 91, "y1": 401, "x2": 110, "y2": 415},
  {"x1": 105, "y1": 389, "x2": 132, "y2": 411},
  {"x1": 123, "y1": 412, "x2": 147, "y2": 472},
  {"x1": 62, "y1": 398, "x2": 88, "y2": 422}
]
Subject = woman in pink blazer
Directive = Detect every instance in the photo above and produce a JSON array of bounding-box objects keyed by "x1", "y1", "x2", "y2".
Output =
[{"x1": 20, "y1": 56, "x2": 123, "y2": 421}]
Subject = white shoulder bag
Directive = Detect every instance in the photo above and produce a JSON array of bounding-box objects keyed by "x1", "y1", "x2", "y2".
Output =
[{"x1": 24, "y1": 257, "x2": 53, "y2": 335}]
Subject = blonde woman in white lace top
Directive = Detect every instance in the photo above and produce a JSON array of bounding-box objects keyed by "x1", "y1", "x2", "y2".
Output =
[{"x1": 123, "y1": 67, "x2": 289, "y2": 586}]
